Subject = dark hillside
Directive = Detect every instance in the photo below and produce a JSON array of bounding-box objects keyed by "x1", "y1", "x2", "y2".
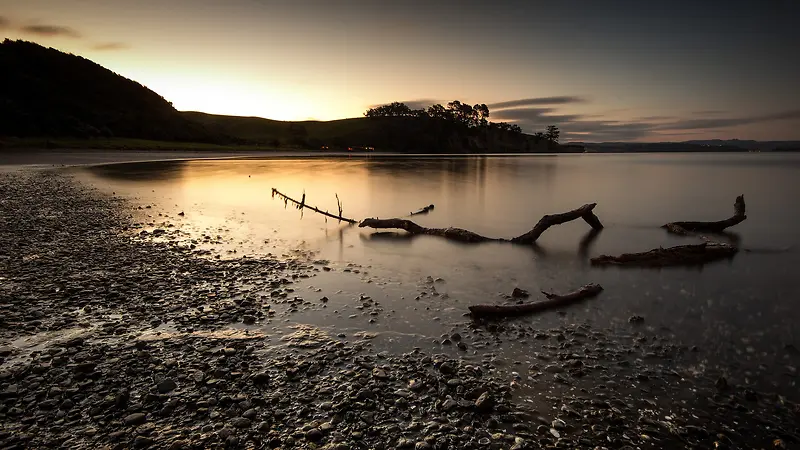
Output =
[{"x1": 0, "y1": 40, "x2": 221, "y2": 142}]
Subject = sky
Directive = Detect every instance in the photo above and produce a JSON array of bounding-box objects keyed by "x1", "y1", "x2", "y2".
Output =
[{"x1": 2, "y1": 0, "x2": 799, "y2": 142}]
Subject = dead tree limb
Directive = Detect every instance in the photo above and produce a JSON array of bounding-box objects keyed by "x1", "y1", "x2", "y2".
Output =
[
  {"x1": 511, "y1": 203, "x2": 603, "y2": 244},
  {"x1": 663, "y1": 195, "x2": 746, "y2": 234},
  {"x1": 359, "y1": 203, "x2": 603, "y2": 244},
  {"x1": 469, "y1": 284, "x2": 603, "y2": 318},
  {"x1": 590, "y1": 242, "x2": 738, "y2": 267},
  {"x1": 271, "y1": 188, "x2": 358, "y2": 224}
]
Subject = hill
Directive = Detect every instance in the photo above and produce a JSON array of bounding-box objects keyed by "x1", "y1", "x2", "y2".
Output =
[
  {"x1": 183, "y1": 111, "x2": 558, "y2": 153},
  {"x1": 0, "y1": 39, "x2": 559, "y2": 153},
  {"x1": 0, "y1": 39, "x2": 222, "y2": 142}
]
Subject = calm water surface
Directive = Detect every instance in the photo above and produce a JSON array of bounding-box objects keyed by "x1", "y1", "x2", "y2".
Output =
[{"x1": 78, "y1": 153, "x2": 800, "y2": 394}]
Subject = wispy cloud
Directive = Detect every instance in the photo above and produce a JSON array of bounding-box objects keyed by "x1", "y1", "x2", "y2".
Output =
[
  {"x1": 692, "y1": 109, "x2": 727, "y2": 116},
  {"x1": 636, "y1": 115, "x2": 674, "y2": 121},
  {"x1": 92, "y1": 42, "x2": 130, "y2": 51},
  {"x1": 487, "y1": 96, "x2": 586, "y2": 110},
  {"x1": 0, "y1": 16, "x2": 10, "y2": 29},
  {"x1": 21, "y1": 24, "x2": 81, "y2": 38},
  {"x1": 494, "y1": 101, "x2": 800, "y2": 142},
  {"x1": 657, "y1": 110, "x2": 800, "y2": 131}
]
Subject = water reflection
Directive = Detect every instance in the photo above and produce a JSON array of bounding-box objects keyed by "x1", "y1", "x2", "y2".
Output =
[
  {"x1": 74, "y1": 153, "x2": 800, "y2": 400},
  {"x1": 87, "y1": 160, "x2": 189, "y2": 181}
]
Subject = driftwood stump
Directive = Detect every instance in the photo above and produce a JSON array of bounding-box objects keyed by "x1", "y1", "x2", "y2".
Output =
[{"x1": 663, "y1": 195, "x2": 746, "y2": 234}]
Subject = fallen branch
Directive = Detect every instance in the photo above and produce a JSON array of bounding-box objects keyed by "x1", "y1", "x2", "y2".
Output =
[
  {"x1": 663, "y1": 195, "x2": 746, "y2": 234},
  {"x1": 271, "y1": 188, "x2": 357, "y2": 224},
  {"x1": 469, "y1": 284, "x2": 603, "y2": 318},
  {"x1": 358, "y1": 219, "x2": 493, "y2": 243},
  {"x1": 590, "y1": 242, "x2": 738, "y2": 267},
  {"x1": 359, "y1": 203, "x2": 603, "y2": 244},
  {"x1": 511, "y1": 203, "x2": 603, "y2": 244}
]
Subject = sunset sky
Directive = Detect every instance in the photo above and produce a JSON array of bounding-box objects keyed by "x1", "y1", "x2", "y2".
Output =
[{"x1": 2, "y1": 0, "x2": 798, "y2": 142}]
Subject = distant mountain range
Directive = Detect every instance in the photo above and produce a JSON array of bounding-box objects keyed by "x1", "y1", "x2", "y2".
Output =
[
  {"x1": 683, "y1": 139, "x2": 800, "y2": 151},
  {"x1": 573, "y1": 140, "x2": 800, "y2": 153}
]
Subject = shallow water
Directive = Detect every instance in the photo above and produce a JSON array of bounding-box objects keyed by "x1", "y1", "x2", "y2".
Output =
[{"x1": 76, "y1": 153, "x2": 800, "y2": 393}]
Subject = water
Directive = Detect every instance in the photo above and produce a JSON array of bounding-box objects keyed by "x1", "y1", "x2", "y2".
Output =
[{"x1": 76, "y1": 153, "x2": 800, "y2": 394}]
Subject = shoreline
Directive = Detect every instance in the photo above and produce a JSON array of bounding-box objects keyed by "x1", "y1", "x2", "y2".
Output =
[
  {"x1": 3, "y1": 149, "x2": 796, "y2": 171},
  {"x1": 0, "y1": 169, "x2": 798, "y2": 449}
]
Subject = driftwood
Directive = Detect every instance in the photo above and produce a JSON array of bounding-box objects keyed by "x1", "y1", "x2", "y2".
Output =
[
  {"x1": 511, "y1": 203, "x2": 603, "y2": 244},
  {"x1": 590, "y1": 242, "x2": 738, "y2": 267},
  {"x1": 359, "y1": 203, "x2": 603, "y2": 244},
  {"x1": 272, "y1": 188, "x2": 358, "y2": 224},
  {"x1": 469, "y1": 284, "x2": 603, "y2": 318},
  {"x1": 410, "y1": 204, "x2": 435, "y2": 216},
  {"x1": 358, "y1": 218, "x2": 493, "y2": 243},
  {"x1": 663, "y1": 195, "x2": 746, "y2": 234}
]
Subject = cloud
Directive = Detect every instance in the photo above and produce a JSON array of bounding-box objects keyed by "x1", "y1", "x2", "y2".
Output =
[
  {"x1": 636, "y1": 115, "x2": 674, "y2": 121},
  {"x1": 487, "y1": 96, "x2": 586, "y2": 110},
  {"x1": 692, "y1": 110, "x2": 727, "y2": 116},
  {"x1": 657, "y1": 110, "x2": 800, "y2": 131},
  {"x1": 0, "y1": 16, "x2": 9, "y2": 29},
  {"x1": 21, "y1": 24, "x2": 81, "y2": 38},
  {"x1": 491, "y1": 107, "x2": 559, "y2": 121},
  {"x1": 92, "y1": 42, "x2": 130, "y2": 51}
]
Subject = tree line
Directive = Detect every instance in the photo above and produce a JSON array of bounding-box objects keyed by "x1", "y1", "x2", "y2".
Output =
[{"x1": 364, "y1": 101, "x2": 560, "y2": 143}]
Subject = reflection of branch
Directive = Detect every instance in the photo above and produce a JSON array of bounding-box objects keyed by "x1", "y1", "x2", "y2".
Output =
[
  {"x1": 272, "y1": 188, "x2": 357, "y2": 224},
  {"x1": 578, "y1": 228, "x2": 602, "y2": 258}
]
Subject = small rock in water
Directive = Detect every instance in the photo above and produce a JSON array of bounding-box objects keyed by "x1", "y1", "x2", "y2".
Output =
[
  {"x1": 512, "y1": 287, "x2": 530, "y2": 299},
  {"x1": 629, "y1": 315, "x2": 645, "y2": 324}
]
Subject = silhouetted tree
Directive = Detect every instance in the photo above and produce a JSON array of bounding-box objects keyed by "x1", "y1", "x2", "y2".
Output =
[
  {"x1": 365, "y1": 102, "x2": 420, "y2": 117},
  {"x1": 545, "y1": 125, "x2": 560, "y2": 143},
  {"x1": 473, "y1": 103, "x2": 489, "y2": 127}
]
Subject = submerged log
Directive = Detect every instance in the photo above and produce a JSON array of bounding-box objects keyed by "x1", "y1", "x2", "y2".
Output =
[
  {"x1": 663, "y1": 195, "x2": 746, "y2": 234},
  {"x1": 359, "y1": 203, "x2": 603, "y2": 245},
  {"x1": 590, "y1": 242, "x2": 738, "y2": 267},
  {"x1": 469, "y1": 284, "x2": 603, "y2": 318}
]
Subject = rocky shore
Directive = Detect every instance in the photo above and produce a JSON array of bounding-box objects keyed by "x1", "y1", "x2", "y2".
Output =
[{"x1": 0, "y1": 169, "x2": 797, "y2": 449}]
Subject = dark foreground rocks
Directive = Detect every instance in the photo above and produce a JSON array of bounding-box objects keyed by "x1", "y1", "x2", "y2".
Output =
[{"x1": 0, "y1": 169, "x2": 798, "y2": 449}]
